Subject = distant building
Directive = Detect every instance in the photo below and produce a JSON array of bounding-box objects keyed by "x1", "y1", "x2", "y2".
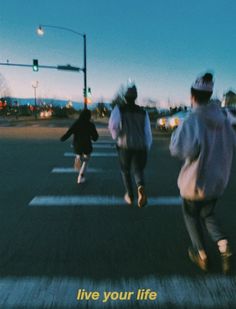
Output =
[{"x1": 222, "y1": 90, "x2": 236, "y2": 107}]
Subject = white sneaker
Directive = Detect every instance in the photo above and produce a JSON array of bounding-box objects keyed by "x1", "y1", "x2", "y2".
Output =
[{"x1": 77, "y1": 174, "x2": 85, "y2": 184}]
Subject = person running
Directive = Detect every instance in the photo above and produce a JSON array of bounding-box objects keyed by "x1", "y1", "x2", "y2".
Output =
[
  {"x1": 169, "y1": 72, "x2": 236, "y2": 273},
  {"x1": 60, "y1": 109, "x2": 99, "y2": 184},
  {"x1": 108, "y1": 84, "x2": 152, "y2": 207}
]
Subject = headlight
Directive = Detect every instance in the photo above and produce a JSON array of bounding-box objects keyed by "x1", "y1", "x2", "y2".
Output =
[
  {"x1": 170, "y1": 118, "x2": 180, "y2": 127},
  {"x1": 158, "y1": 118, "x2": 166, "y2": 126}
]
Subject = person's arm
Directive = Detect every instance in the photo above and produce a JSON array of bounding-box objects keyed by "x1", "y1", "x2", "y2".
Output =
[
  {"x1": 108, "y1": 105, "x2": 121, "y2": 140},
  {"x1": 60, "y1": 120, "x2": 77, "y2": 141},
  {"x1": 169, "y1": 116, "x2": 200, "y2": 161},
  {"x1": 144, "y1": 111, "x2": 152, "y2": 150},
  {"x1": 90, "y1": 122, "x2": 99, "y2": 141}
]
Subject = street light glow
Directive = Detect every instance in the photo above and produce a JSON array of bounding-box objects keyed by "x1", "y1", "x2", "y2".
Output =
[{"x1": 36, "y1": 26, "x2": 44, "y2": 36}]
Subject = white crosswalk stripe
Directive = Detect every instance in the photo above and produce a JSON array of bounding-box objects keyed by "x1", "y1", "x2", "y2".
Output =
[
  {"x1": 93, "y1": 144, "x2": 115, "y2": 148},
  {"x1": 64, "y1": 152, "x2": 118, "y2": 157},
  {"x1": 29, "y1": 196, "x2": 182, "y2": 206},
  {"x1": 94, "y1": 140, "x2": 115, "y2": 143},
  {"x1": 51, "y1": 167, "x2": 104, "y2": 173}
]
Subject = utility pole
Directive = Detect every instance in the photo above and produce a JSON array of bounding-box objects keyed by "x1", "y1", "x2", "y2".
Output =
[{"x1": 32, "y1": 81, "x2": 39, "y2": 119}]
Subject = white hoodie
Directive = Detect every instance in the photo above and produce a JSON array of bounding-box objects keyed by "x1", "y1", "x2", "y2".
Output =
[{"x1": 170, "y1": 103, "x2": 236, "y2": 201}]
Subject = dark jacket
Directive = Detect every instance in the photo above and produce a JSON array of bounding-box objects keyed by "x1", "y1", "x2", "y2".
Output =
[
  {"x1": 61, "y1": 119, "x2": 99, "y2": 155},
  {"x1": 119, "y1": 104, "x2": 146, "y2": 149},
  {"x1": 108, "y1": 103, "x2": 152, "y2": 150}
]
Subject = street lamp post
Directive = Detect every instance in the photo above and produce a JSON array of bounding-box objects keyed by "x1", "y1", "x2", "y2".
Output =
[
  {"x1": 37, "y1": 24, "x2": 88, "y2": 109},
  {"x1": 32, "y1": 81, "x2": 39, "y2": 119}
]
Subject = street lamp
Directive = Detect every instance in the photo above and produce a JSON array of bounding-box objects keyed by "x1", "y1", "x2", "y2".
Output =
[
  {"x1": 36, "y1": 24, "x2": 88, "y2": 109},
  {"x1": 32, "y1": 81, "x2": 39, "y2": 119}
]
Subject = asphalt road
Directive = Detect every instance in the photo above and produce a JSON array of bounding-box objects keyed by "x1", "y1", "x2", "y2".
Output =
[{"x1": 0, "y1": 120, "x2": 236, "y2": 309}]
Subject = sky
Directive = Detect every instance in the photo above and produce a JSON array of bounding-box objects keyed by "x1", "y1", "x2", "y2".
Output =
[{"x1": 0, "y1": 0, "x2": 236, "y2": 107}]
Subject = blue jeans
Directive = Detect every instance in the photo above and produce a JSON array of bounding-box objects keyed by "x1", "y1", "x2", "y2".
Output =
[
  {"x1": 182, "y1": 199, "x2": 226, "y2": 251},
  {"x1": 117, "y1": 147, "x2": 147, "y2": 198}
]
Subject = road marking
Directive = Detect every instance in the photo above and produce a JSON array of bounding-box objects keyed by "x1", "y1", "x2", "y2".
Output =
[
  {"x1": 51, "y1": 167, "x2": 104, "y2": 173},
  {"x1": 29, "y1": 196, "x2": 182, "y2": 206},
  {"x1": 64, "y1": 152, "x2": 118, "y2": 157},
  {"x1": 94, "y1": 141, "x2": 115, "y2": 144},
  {"x1": 93, "y1": 144, "x2": 115, "y2": 148},
  {"x1": 0, "y1": 275, "x2": 235, "y2": 307}
]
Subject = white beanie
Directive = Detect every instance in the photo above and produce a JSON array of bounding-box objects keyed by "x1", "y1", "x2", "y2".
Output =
[{"x1": 192, "y1": 73, "x2": 214, "y2": 92}]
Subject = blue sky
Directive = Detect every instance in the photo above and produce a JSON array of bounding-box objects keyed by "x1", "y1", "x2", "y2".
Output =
[{"x1": 0, "y1": 0, "x2": 236, "y2": 106}]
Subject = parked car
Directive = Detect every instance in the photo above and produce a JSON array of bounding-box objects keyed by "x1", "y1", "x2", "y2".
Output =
[{"x1": 156, "y1": 110, "x2": 190, "y2": 130}]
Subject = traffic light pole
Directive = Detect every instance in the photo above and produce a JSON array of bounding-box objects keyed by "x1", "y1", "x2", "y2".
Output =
[
  {"x1": 37, "y1": 25, "x2": 88, "y2": 109},
  {"x1": 32, "y1": 81, "x2": 38, "y2": 120},
  {"x1": 83, "y1": 34, "x2": 88, "y2": 109}
]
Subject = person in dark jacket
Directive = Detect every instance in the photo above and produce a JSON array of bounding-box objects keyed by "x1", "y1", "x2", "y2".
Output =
[
  {"x1": 60, "y1": 109, "x2": 99, "y2": 183},
  {"x1": 108, "y1": 84, "x2": 152, "y2": 207}
]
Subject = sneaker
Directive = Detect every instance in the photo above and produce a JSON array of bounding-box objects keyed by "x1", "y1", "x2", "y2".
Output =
[
  {"x1": 77, "y1": 174, "x2": 85, "y2": 184},
  {"x1": 188, "y1": 247, "x2": 208, "y2": 272},
  {"x1": 124, "y1": 193, "x2": 133, "y2": 206},
  {"x1": 221, "y1": 246, "x2": 232, "y2": 275},
  {"x1": 137, "y1": 186, "x2": 147, "y2": 208}
]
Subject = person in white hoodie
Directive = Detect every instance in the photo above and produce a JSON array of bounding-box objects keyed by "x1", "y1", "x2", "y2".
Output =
[
  {"x1": 108, "y1": 84, "x2": 152, "y2": 207},
  {"x1": 170, "y1": 72, "x2": 236, "y2": 273}
]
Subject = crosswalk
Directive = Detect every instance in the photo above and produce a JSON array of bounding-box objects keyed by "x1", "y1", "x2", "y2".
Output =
[
  {"x1": 24, "y1": 137, "x2": 236, "y2": 308},
  {"x1": 29, "y1": 139, "x2": 119, "y2": 207},
  {"x1": 29, "y1": 137, "x2": 181, "y2": 208}
]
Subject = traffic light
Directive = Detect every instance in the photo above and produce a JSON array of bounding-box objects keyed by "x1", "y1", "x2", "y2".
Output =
[
  {"x1": 33, "y1": 59, "x2": 39, "y2": 72},
  {"x1": 84, "y1": 88, "x2": 92, "y2": 104}
]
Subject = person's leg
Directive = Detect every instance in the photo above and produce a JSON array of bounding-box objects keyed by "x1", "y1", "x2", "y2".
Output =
[
  {"x1": 74, "y1": 155, "x2": 82, "y2": 171},
  {"x1": 117, "y1": 147, "x2": 134, "y2": 202},
  {"x1": 200, "y1": 199, "x2": 226, "y2": 243},
  {"x1": 132, "y1": 149, "x2": 148, "y2": 207},
  {"x1": 132, "y1": 149, "x2": 147, "y2": 187},
  {"x1": 200, "y1": 199, "x2": 232, "y2": 274},
  {"x1": 182, "y1": 199, "x2": 206, "y2": 252},
  {"x1": 78, "y1": 154, "x2": 90, "y2": 183},
  {"x1": 182, "y1": 199, "x2": 208, "y2": 270}
]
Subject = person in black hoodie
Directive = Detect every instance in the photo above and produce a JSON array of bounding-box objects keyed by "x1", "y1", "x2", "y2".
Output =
[{"x1": 60, "y1": 109, "x2": 99, "y2": 183}]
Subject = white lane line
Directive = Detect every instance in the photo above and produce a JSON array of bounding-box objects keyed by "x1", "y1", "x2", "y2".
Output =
[
  {"x1": 94, "y1": 141, "x2": 115, "y2": 144},
  {"x1": 93, "y1": 144, "x2": 115, "y2": 148},
  {"x1": 0, "y1": 276, "x2": 235, "y2": 308},
  {"x1": 51, "y1": 167, "x2": 103, "y2": 173},
  {"x1": 64, "y1": 152, "x2": 117, "y2": 157},
  {"x1": 29, "y1": 196, "x2": 182, "y2": 206}
]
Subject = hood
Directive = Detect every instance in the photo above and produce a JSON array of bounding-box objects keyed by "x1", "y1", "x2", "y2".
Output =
[
  {"x1": 79, "y1": 109, "x2": 91, "y2": 122},
  {"x1": 195, "y1": 103, "x2": 226, "y2": 129}
]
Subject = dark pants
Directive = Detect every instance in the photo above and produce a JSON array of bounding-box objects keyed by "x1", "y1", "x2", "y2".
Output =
[
  {"x1": 182, "y1": 199, "x2": 226, "y2": 251},
  {"x1": 117, "y1": 147, "x2": 147, "y2": 198}
]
